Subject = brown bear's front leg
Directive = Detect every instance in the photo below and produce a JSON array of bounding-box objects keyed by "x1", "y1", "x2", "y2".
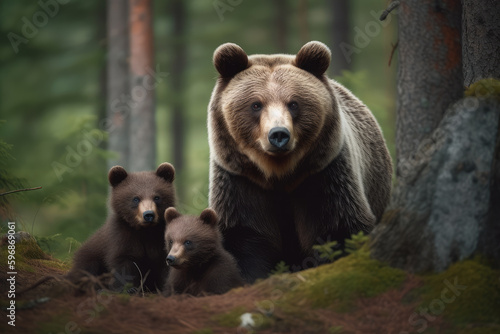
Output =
[{"x1": 209, "y1": 164, "x2": 283, "y2": 283}]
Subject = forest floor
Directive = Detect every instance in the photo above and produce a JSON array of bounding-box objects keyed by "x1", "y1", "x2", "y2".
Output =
[{"x1": 1, "y1": 237, "x2": 499, "y2": 334}]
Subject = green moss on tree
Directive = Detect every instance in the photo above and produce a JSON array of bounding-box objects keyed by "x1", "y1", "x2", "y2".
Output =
[{"x1": 465, "y1": 78, "x2": 500, "y2": 100}]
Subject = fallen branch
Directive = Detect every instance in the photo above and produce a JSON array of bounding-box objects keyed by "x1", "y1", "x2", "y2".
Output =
[
  {"x1": 0, "y1": 186, "x2": 42, "y2": 196},
  {"x1": 380, "y1": 0, "x2": 400, "y2": 21}
]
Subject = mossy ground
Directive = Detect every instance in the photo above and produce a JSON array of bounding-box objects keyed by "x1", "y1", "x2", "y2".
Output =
[{"x1": 1, "y1": 240, "x2": 498, "y2": 333}]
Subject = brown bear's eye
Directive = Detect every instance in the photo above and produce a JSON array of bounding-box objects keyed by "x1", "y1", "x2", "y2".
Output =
[
  {"x1": 184, "y1": 240, "x2": 192, "y2": 246},
  {"x1": 288, "y1": 101, "x2": 299, "y2": 111},
  {"x1": 154, "y1": 196, "x2": 160, "y2": 202},
  {"x1": 133, "y1": 197, "x2": 140, "y2": 204},
  {"x1": 251, "y1": 102, "x2": 263, "y2": 112}
]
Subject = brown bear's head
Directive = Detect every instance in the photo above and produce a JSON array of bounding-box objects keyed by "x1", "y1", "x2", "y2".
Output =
[
  {"x1": 209, "y1": 41, "x2": 342, "y2": 181},
  {"x1": 163, "y1": 207, "x2": 221, "y2": 269},
  {"x1": 109, "y1": 163, "x2": 176, "y2": 229}
]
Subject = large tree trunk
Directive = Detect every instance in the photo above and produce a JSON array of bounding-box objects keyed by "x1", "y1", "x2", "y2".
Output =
[
  {"x1": 329, "y1": 0, "x2": 350, "y2": 77},
  {"x1": 372, "y1": 0, "x2": 500, "y2": 272},
  {"x1": 106, "y1": 0, "x2": 129, "y2": 170},
  {"x1": 371, "y1": 0, "x2": 478, "y2": 272},
  {"x1": 463, "y1": 0, "x2": 500, "y2": 261},
  {"x1": 129, "y1": 0, "x2": 156, "y2": 172},
  {"x1": 462, "y1": 0, "x2": 500, "y2": 86},
  {"x1": 394, "y1": 0, "x2": 463, "y2": 177},
  {"x1": 171, "y1": 0, "x2": 186, "y2": 198}
]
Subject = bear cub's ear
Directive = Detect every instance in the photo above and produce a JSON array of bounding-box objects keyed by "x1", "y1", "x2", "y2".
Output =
[
  {"x1": 108, "y1": 166, "x2": 128, "y2": 187},
  {"x1": 156, "y1": 162, "x2": 175, "y2": 183},
  {"x1": 294, "y1": 41, "x2": 331, "y2": 77},
  {"x1": 199, "y1": 208, "x2": 218, "y2": 227},
  {"x1": 213, "y1": 43, "x2": 248, "y2": 78},
  {"x1": 165, "y1": 207, "x2": 181, "y2": 223}
]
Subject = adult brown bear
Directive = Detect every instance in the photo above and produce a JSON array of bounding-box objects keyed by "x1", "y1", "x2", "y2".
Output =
[{"x1": 208, "y1": 41, "x2": 392, "y2": 282}]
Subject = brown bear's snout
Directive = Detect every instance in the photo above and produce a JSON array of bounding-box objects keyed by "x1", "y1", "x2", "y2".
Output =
[
  {"x1": 143, "y1": 210, "x2": 155, "y2": 222},
  {"x1": 166, "y1": 255, "x2": 176, "y2": 266},
  {"x1": 268, "y1": 127, "x2": 290, "y2": 150}
]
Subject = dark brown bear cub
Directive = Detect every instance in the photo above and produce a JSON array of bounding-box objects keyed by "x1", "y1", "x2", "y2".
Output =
[
  {"x1": 163, "y1": 208, "x2": 243, "y2": 296},
  {"x1": 67, "y1": 163, "x2": 176, "y2": 292}
]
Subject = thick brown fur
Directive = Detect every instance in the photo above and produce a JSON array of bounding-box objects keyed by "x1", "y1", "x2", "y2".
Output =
[
  {"x1": 208, "y1": 41, "x2": 393, "y2": 282},
  {"x1": 66, "y1": 163, "x2": 176, "y2": 292},
  {"x1": 163, "y1": 208, "x2": 243, "y2": 296}
]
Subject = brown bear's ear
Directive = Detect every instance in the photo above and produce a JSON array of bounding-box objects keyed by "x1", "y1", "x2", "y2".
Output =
[
  {"x1": 164, "y1": 207, "x2": 181, "y2": 224},
  {"x1": 156, "y1": 163, "x2": 175, "y2": 183},
  {"x1": 213, "y1": 43, "x2": 248, "y2": 78},
  {"x1": 108, "y1": 166, "x2": 128, "y2": 187},
  {"x1": 294, "y1": 41, "x2": 331, "y2": 77},
  {"x1": 199, "y1": 208, "x2": 218, "y2": 227}
]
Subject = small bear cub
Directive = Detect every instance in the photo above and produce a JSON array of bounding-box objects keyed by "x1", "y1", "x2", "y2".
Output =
[
  {"x1": 66, "y1": 163, "x2": 176, "y2": 292},
  {"x1": 163, "y1": 207, "x2": 243, "y2": 296}
]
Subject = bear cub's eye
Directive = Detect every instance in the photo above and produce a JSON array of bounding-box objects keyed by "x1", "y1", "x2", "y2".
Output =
[
  {"x1": 154, "y1": 196, "x2": 160, "y2": 202},
  {"x1": 288, "y1": 101, "x2": 299, "y2": 111},
  {"x1": 133, "y1": 197, "x2": 140, "y2": 204},
  {"x1": 184, "y1": 240, "x2": 192, "y2": 247},
  {"x1": 251, "y1": 102, "x2": 263, "y2": 112},
  {"x1": 169, "y1": 239, "x2": 173, "y2": 245}
]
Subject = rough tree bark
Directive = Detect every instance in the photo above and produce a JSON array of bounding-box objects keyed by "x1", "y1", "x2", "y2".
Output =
[
  {"x1": 462, "y1": 0, "x2": 500, "y2": 86},
  {"x1": 329, "y1": 0, "x2": 350, "y2": 77},
  {"x1": 463, "y1": 0, "x2": 500, "y2": 261},
  {"x1": 393, "y1": 0, "x2": 463, "y2": 176},
  {"x1": 370, "y1": 0, "x2": 492, "y2": 272},
  {"x1": 171, "y1": 0, "x2": 186, "y2": 198},
  {"x1": 129, "y1": 0, "x2": 156, "y2": 172},
  {"x1": 106, "y1": 0, "x2": 129, "y2": 170}
]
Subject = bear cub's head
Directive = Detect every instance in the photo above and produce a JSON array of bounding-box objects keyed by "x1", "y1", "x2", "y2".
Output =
[
  {"x1": 211, "y1": 41, "x2": 339, "y2": 179},
  {"x1": 109, "y1": 163, "x2": 175, "y2": 229},
  {"x1": 164, "y1": 207, "x2": 220, "y2": 269}
]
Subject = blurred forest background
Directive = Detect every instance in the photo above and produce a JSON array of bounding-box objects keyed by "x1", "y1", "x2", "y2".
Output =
[{"x1": 0, "y1": 0, "x2": 397, "y2": 260}]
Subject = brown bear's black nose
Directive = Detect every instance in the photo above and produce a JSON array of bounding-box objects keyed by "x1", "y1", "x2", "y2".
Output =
[
  {"x1": 143, "y1": 210, "x2": 155, "y2": 222},
  {"x1": 166, "y1": 255, "x2": 176, "y2": 266},
  {"x1": 268, "y1": 127, "x2": 290, "y2": 149}
]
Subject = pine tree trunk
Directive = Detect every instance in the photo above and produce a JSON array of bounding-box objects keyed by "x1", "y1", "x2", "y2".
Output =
[
  {"x1": 394, "y1": 0, "x2": 463, "y2": 178},
  {"x1": 171, "y1": 0, "x2": 186, "y2": 198},
  {"x1": 463, "y1": 0, "x2": 500, "y2": 261},
  {"x1": 129, "y1": 0, "x2": 156, "y2": 172},
  {"x1": 462, "y1": 0, "x2": 500, "y2": 86},
  {"x1": 106, "y1": 0, "x2": 129, "y2": 170},
  {"x1": 329, "y1": 0, "x2": 350, "y2": 77}
]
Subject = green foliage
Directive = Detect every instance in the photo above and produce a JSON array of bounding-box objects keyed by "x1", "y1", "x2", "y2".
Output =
[
  {"x1": 270, "y1": 260, "x2": 291, "y2": 276},
  {"x1": 0, "y1": 122, "x2": 25, "y2": 220},
  {"x1": 312, "y1": 241, "x2": 342, "y2": 262},
  {"x1": 344, "y1": 231, "x2": 369, "y2": 254}
]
